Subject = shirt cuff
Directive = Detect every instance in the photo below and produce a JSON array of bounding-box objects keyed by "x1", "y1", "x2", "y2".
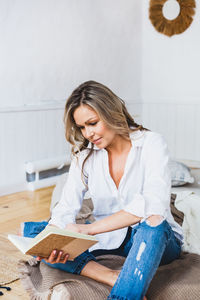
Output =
[
  {"x1": 123, "y1": 194, "x2": 168, "y2": 219},
  {"x1": 144, "y1": 207, "x2": 168, "y2": 219}
]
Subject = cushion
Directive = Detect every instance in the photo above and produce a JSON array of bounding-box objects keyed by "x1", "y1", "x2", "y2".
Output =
[{"x1": 168, "y1": 160, "x2": 194, "y2": 187}]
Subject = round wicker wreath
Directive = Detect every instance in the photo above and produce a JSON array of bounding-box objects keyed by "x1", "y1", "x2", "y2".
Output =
[{"x1": 149, "y1": 0, "x2": 196, "y2": 37}]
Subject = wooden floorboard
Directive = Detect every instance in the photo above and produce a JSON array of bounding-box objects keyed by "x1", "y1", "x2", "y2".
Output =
[{"x1": 0, "y1": 186, "x2": 54, "y2": 299}]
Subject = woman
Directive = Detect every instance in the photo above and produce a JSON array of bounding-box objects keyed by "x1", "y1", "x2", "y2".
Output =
[{"x1": 36, "y1": 81, "x2": 183, "y2": 300}]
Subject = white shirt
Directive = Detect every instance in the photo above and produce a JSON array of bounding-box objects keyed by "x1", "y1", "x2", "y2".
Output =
[{"x1": 49, "y1": 130, "x2": 183, "y2": 251}]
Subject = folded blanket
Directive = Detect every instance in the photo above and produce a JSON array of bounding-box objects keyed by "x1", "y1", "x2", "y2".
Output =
[{"x1": 18, "y1": 252, "x2": 200, "y2": 300}]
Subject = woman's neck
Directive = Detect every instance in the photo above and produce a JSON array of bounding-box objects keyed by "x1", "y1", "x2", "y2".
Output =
[{"x1": 105, "y1": 135, "x2": 132, "y2": 156}]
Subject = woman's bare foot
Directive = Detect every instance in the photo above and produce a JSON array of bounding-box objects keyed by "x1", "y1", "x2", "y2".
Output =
[
  {"x1": 109, "y1": 269, "x2": 120, "y2": 286},
  {"x1": 81, "y1": 261, "x2": 147, "y2": 299},
  {"x1": 17, "y1": 228, "x2": 22, "y2": 236},
  {"x1": 17, "y1": 223, "x2": 24, "y2": 236}
]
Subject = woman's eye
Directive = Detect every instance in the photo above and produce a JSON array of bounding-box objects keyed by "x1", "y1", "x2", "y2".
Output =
[{"x1": 77, "y1": 121, "x2": 98, "y2": 130}]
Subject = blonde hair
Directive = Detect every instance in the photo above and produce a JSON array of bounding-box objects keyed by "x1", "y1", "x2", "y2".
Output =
[{"x1": 64, "y1": 80, "x2": 148, "y2": 181}]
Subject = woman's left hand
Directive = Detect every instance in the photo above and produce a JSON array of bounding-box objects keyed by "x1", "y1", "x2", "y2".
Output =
[{"x1": 65, "y1": 223, "x2": 92, "y2": 235}]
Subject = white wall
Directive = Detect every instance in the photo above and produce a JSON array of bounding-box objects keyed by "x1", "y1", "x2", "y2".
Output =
[
  {"x1": 2, "y1": 1, "x2": 198, "y2": 196},
  {"x1": 0, "y1": 0, "x2": 142, "y2": 108},
  {"x1": 0, "y1": 0, "x2": 143, "y2": 195},
  {"x1": 141, "y1": 0, "x2": 200, "y2": 161}
]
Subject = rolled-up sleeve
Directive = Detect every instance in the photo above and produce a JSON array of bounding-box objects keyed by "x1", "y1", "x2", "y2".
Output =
[
  {"x1": 123, "y1": 133, "x2": 171, "y2": 219},
  {"x1": 49, "y1": 152, "x2": 88, "y2": 229}
]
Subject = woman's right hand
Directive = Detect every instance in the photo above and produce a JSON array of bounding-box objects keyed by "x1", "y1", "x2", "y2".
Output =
[
  {"x1": 36, "y1": 250, "x2": 69, "y2": 264},
  {"x1": 36, "y1": 223, "x2": 69, "y2": 264}
]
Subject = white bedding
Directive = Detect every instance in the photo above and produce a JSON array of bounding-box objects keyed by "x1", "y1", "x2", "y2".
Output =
[
  {"x1": 171, "y1": 167, "x2": 200, "y2": 255},
  {"x1": 174, "y1": 190, "x2": 200, "y2": 255},
  {"x1": 172, "y1": 168, "x2": 200, "y2": 255}
]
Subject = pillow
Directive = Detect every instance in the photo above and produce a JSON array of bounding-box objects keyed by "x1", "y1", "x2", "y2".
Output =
[{"x1": 168, "y1": 160, "x2": 194, "y2": 187}]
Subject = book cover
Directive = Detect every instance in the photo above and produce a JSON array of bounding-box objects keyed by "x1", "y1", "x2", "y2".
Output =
[{"x1": 8, "y1": 225, "x2": 98, "y2": 260}]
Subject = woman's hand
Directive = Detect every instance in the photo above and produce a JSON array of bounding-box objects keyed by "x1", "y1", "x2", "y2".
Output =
[
  {"x1": 36, "y1": 250, "x2": 69, "y2": 264},
  {"x1": 36, "y1": 223, "x2": 93, "y2": 263},
  {"x1": 36, "y1": 223, "x2": 70, "y2": 263},
  {"x1": 65, "y1": 223, "x2": 92, "y2": 235}
]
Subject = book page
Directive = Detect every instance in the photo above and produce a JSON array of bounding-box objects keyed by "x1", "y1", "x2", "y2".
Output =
[
  {"x1": 8, "y1": 235, "x2": 33, "y2": 254},
  {"x1": 30, "y1": 225, "x2": 98, "y2": 249},
  {"x1": 42, "y1": 225, "x2": 98, "y2": 240}
]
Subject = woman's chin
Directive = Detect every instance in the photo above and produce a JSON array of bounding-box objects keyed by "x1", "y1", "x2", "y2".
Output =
[
  {"x1": 93, "y1": 138, "x2": 104, "y2": 148},
  {"x1": 94, "y1": 144, "x2": 104, "y2": 149}
]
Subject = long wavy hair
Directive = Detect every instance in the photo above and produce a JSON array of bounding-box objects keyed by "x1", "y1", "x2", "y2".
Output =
[{"x1": 64, "y1": 80, "x2": 148, "y2": 182}]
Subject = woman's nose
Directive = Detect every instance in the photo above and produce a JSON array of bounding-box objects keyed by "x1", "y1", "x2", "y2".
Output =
[{"x1": 85, "y1": 127, "x2": 94, "y2": 139}]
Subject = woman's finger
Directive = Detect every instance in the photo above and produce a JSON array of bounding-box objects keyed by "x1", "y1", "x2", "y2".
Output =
[
  {"x1": 36, "y1": 256, "x2": 42, "y2": 261},
  {"x1": 62, "y1": 253, "x2": 69, "y2": 264},
  {"x1": 47, "y1": 250, "x2": 58, "y2": 263},
  {"x1": 55, "y1": 251, "x2": 63, "y2": 263},
  {"x1": 36, "y1": 250, "x2": 69, "y2": 264},
  {"x1": 56, "y1": 252, "x2": 69, "y2": 264}
]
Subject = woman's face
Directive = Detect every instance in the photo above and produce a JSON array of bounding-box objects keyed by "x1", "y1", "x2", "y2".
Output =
[{"x1": 73, "y1": 104, "x2": 116, "y2": 149}]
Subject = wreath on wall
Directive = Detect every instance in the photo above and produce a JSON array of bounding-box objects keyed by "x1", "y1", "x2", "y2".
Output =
[{"x1": 149, "y1": 0, "x2": 196, "y2": 37}]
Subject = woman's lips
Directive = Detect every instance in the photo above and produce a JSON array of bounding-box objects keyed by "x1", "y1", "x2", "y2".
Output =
[{"x1": 92, "y1": 138, "x2": 102, "y2": 144}]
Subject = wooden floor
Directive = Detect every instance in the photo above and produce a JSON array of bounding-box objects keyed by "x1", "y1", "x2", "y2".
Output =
[{"x1": 0, "y1": 186, "x2": 55, "y2": 299}]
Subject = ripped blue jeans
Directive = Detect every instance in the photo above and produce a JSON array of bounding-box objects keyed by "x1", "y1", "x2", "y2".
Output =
[
  {"x1": 107, "y1": 219, "x2": 182, "y2": 300},
  {"x1": 23, "y1": 219, "x2": 182, "y2": 300}
]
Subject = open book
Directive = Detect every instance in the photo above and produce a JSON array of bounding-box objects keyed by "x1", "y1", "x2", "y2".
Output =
[{"x1": 8, "y1": 225, "x2": 98, "y2": 260}]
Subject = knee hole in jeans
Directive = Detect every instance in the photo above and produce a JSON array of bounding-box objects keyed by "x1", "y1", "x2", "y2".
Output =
[{"x1": 145, "y1": 215, "x2": 165, "y2": 227}]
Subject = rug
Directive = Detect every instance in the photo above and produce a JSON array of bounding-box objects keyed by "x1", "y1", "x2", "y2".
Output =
[
  {"x1": 0, "y1": 234, "x2": 30, "y2": 285},
  {"x1": 18, "y1": 252, "x2": 200, "y2": 300}
]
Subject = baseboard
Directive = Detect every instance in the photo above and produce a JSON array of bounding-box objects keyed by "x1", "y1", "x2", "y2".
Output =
[{"x1": 0, "y1": 183, "x2": 27, "y2": 197}]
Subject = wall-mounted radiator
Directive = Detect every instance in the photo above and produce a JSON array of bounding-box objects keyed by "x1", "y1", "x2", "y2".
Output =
[{"x1": 25, "y1": 155, "x2": 71, "y2": 191}]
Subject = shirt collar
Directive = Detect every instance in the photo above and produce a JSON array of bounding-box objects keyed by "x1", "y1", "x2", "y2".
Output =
[
  {"x1": 86, "y1": 130, "x2": 145, "y2": 150},
  {"x1": 130, "y1": 130, "x2": 145, "y2": 148}
]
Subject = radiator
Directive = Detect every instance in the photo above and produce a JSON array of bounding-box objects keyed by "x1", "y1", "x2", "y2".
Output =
[{"x1": 25, "y1": 155, "x2": 71, "y2": 191}]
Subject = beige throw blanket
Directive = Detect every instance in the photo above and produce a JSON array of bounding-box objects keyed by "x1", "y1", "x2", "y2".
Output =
[{"x1": 18, "y1": 252, "x2": 200, "y2": 300}]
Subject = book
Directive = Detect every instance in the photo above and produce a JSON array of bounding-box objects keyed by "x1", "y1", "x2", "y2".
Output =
[{"x1": 8, "y1": 225, "x2": 98, "y2": 260}]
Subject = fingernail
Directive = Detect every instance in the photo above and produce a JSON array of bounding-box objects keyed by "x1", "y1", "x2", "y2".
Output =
[{"x1": 53, "y1": 250, "x2": 57, "y2": 255}]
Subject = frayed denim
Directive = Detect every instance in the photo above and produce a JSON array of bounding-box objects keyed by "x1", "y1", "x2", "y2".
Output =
[{"x1": 107, "y1": 220, "x2": 181, "y2": 300}]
